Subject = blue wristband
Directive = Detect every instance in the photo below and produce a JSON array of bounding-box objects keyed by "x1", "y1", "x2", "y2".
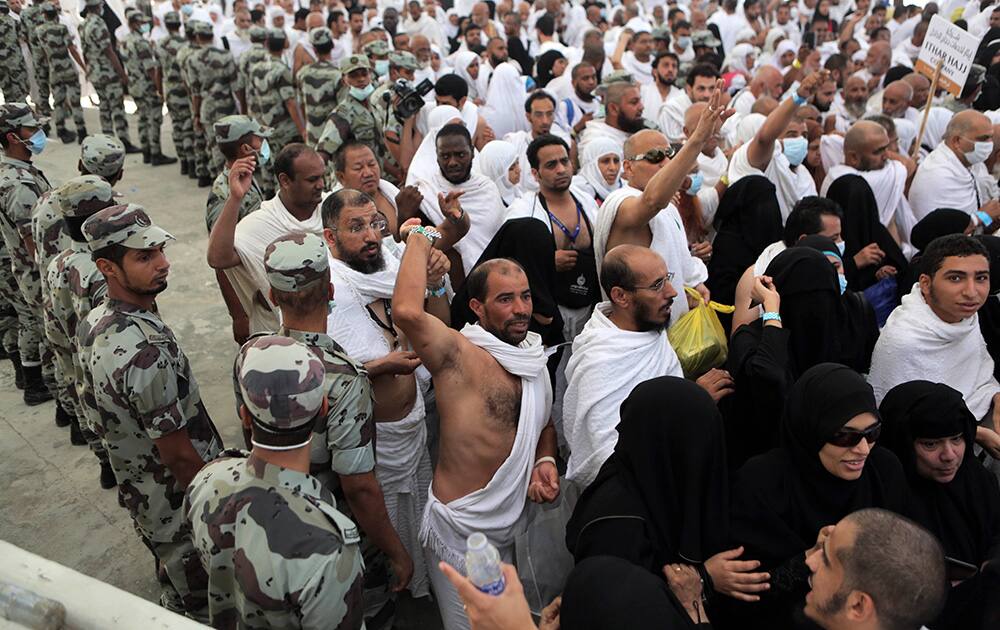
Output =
[
  {"x1": 428, "y1": 284, "x2": 447, "y2": 298},
  {"x1": 792, "y1": 93, "x2": 808, "y2": 106},
  {"x1": 977, "y1": 211, "x2": 993, "y2": 228},
  {"x1": 762, "y1": 311, "x2": 781, "y2": 323}
]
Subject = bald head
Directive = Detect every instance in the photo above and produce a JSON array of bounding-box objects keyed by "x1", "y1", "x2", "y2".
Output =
[
  {"x1": 606, "y1": 81, "x2": 638, "y2": 106},
  {"x1": 844, "y1": 120, "x2": 890, "y2": 170},
  {"x1": 867, "y1": 41, "x2": 891, "y2": 74},
  {"x1": 751, "y1": 66, "x2": 783, "y2": 99},
  {"x1": 466, "y1": 258, "x2": 526, "y2": 302},
  {"x1": 881, "y1": 80, "x2": 913, "y2": 117},
  {"x1": 751, "y1": 96, "x2": 778, "y2": 116},
  {"x1": 903, "y1": 72, "x2": 930, "y2": 109},
  {"x1": 601, "y1": 245, "x2": 675, "y2": 329},
  {"x1": 945, "y1": 109, "x2": 991, "y2": 140},
  {"x1": 623, "y1": 129, "x2": 667, "y2": 159},
  {"x1": 306, "y1": 11, "x2": 324, "y2": 29},
  {"x1": 601, "y1": 245, "x2": 663, "y2": 296}
]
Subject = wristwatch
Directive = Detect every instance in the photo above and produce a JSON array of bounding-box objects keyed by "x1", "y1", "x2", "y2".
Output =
[{"x1": 411, "y1": 225, "x2": 442, "y2": 246}]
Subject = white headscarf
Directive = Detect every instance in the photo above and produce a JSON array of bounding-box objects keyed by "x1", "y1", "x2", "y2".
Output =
[
  {"x1": 770, "y1": 40, "x2": 798, "y2": 70},
  {"x1": 726, "y1": 43, "x2": 757, "y2": 75},
  {"x1": 406, "y1": 105, "x2": 464, "y2": 185},
  {"x1": 763, "y1": 28, "x2": 786, "y2": 53},
  {"x1": 482, "y1": 62, "x2": 530, "y2": 138},
  {"x1": 578, "y1": 137, "x2": 623, "y2": 201},
  {"x1": 451, "y1": 50, "x2": 482, "y2": 100},
  {"x1": 473, "y1": 140, "x2": 520, "y2": 206},
  {"x1": 735, "y1": 113, "x2": 766, "y2": 145}
]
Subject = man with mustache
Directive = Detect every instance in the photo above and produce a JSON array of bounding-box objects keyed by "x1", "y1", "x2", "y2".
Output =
[
  {"x1": 578, "y1": 79, "x2": 648, "y2": 156},
  {"x1": 334, "y1": 140, "x2": 425, "y2": 240},
  {"x1": 825, "y1": 75, "x2": 869, "y2": 134}
]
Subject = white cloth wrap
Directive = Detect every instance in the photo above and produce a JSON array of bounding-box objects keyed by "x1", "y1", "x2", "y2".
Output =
[
  {"x1": 376, "y1": 384, "x2": 429, "y2": 494},
  {"x1": 419, "y1": 324, "x2": 552, "y2": 568},
  {"x1": 563, "y1": 303, "x2": 682, "y2": 487}
]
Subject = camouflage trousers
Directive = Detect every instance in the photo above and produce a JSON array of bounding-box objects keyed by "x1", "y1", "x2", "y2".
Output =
[
  {"x1": 30, "y1": 48, "x2": 52, "y2": 118},
  {"x1": 0, "y1": 253, "x2": 17, "y2": 354},
  {"x1": 191, "y1": 117, "x2": 211, "y2": 179},
  {"x1": 93, "y1": 79, "x2": 132, "y2": 145},
  {"x1": 50, "y1": 78, "x2": 87, "y2": 135},
  {"x1": 134, "y1": 93, "x2": 163, "y2": 154},
  {"x1": 144, "y1": 536, "x2": 211, "y2": 624},
  {"x1": 164, "y1": 86, "x2": 193, "y2": 159},
  {"x1": 0, "y1": 66, "x2": 29, "y2": 104}
]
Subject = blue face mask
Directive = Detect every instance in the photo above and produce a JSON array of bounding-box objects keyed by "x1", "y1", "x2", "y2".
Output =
[
  {"x1": 350, "y1": 83, "x2": 375, "y2": 101},
  {"x1": 782, "y1": 136, "x2": 808, "y2": 167},
  {"x1": 836, "y1": 240, "x2": 845, "y2": 255},
  {"x1": 686, "y1": 171, "x2": 703, "y2": 195},
  {"x1": 374, "y1": 59, "x2": 389, "y2": 76},
  {"x1": 19, "y1": 129, "x2": 47, "y2": 155},
  {"x1": 180, "y1": 4, "x2": 194, "y2": 16},
  {"x1": 838, "y1": 273, "x2": 848, "y2": 295},
  {"x1": 259, "y1": 139, "x2": 271, "y2": 164},
  {"x1": 140, "y1": 23, "x2": 150, "y2": 34}
]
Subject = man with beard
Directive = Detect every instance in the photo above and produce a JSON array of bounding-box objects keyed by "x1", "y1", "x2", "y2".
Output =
[
  {"x1": 640, "y1": 52, "x2": 681, "y2": 123},
  {"x1": 335, "y1": 141, "x2": 425, "y2": 240},
  {"x1": 504, "y1": 92, "x2": 574, "y2": 195},
  {"x1": 557, "y1": 62, "x2": 600, "y2": 136},
  {"x1": 658, "y1": 62, "x2": 720, "y2": 144},
  {"x1": 813, "y1": 75, "x2": 838, "y2": 117},
  {"x1": 854, "y1": 40, "x2": 892, "y2": 94},
  {"x1": 407, "y1": 124, "x2": 505, "y2": 280},
  {"x1": 871, "y1": 80, "x2": 918, "y2": 154},
  {"x1": 79, "y1": 204, "x2": 221, "y2": 622},
  {"x1": 826, "y1": 75, "x2": 870, "y2": 134},
  {"x1": 731, "y1": 66, "x2": 784, "y2": 116},
  {"x1": 578, "y1": 80, "x2": 647, "y2": 156},
  {"x1": 502, "y1": 11, "x2": 534, "y2": 76},
  {"x1": 392, "y1": 218, "x2": 559, "y2": 630}
]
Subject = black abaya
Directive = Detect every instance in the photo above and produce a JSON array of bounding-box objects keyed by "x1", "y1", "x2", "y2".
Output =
[{"x1": 975, "y1": 235, "x2": 1000, "y2": 380}]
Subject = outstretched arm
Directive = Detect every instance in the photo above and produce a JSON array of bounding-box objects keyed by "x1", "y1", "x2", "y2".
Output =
[{"x1": 747, "y1": 69, "x2": 829, "y2": 171}]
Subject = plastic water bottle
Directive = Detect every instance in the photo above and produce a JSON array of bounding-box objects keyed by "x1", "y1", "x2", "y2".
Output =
[
  {"x1": 0, "y1": 583, "x2": 66, "y2": 630},
  {"x1": 465, "y1": 532, "x2": 506, "y2": 595}
]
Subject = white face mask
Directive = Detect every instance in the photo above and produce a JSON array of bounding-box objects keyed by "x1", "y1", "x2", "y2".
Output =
[{"x1": 965, "y1": 140, "x2": 994, "y2": 165}]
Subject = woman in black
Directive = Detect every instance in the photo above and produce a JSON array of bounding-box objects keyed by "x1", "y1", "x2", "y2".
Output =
[
  {"x1": 724, "y1": 363, "x2": 909, "y2": 627},
  {"x1": 567, "y1": 377, "x2": 769, "y2": 618},
  {"x1": 724, "y1": 247, "x2": 843, "y2": 468},
  {"x1": 880, "y1": 381, "x2": 1000, "y2": 630},
  {"x1": 975, "y1": 234, "x2": 1000, "y2": 380}
]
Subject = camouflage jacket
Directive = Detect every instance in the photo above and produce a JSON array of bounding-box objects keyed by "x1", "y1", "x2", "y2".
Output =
[
  {"x1": 188, "y1": 46, "x2": 239, "y2": 123},
  {"x1": 176, "y1": 41, "x2": 198, "y2": 90},
  {"x1": 234, "y1": 327, "x2": 375, "y2": 486},
  {"x1": 295, "y1": 60, "x2": 341, "y2": 145},
  {"x1": 333, "y1": 94, "x2": 384, "y2": 160},
  {"x1": 120, "y1": 31, "x2": 158, "y2": 96},
  {"x1": 0, "y1": 13, "x2": 24, "y2": 62},
  {"x1": 20, "y1": 2, "x2": 44, "y2": 49},
  {"x1": 249, "y1": 55, "x2": 297, "y2": 135},
  {"x1": 37, "y1": 21, "x2": 78, "y2": 84},
  {"x1": 205, "y1": 166, "x2": 264, "y2": 233},
  {"x1": 80, "y1": 13, "x2": 118, "y2": 84},
  {"x1": 30, "y1": 188, "x2": 70, "y2": 297},
  {"x1": 156, "y1": 33, "x2": 186, "y2": 93},
  {"x1": 238, "y1": 45, "x2": 269, "y2": 115},
  {"x1": 0, "y1": 156, "x2": 51, "y2": 272},
  {"x1": 79, "y1": 298, "x2": 222, "y2": 543},
  {"x1": 184, "y1": 452, "x2": 364, "y2": 629}
]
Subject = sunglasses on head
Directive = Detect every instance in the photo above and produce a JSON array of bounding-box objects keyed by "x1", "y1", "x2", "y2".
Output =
[
  {"x1": 827, "y1": 421, "x2": 882, "y2": 448},
  {"x1": 627, "y1": 147, "x2": 674, "y2": 164}
]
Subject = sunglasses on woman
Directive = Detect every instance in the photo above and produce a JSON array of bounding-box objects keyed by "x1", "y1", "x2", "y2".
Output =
[{"x1": 827, "y1": 422, "x2": 882, "y2": 448}]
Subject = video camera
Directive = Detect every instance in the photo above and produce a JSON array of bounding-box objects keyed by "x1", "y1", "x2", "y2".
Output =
[{"x1": 384, "y1": 78, "x2": 435, "y2": 122}]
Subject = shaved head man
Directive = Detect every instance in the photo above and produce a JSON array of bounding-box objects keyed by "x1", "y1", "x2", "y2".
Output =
[
  {"x1": 844, "y1": 121, "x2": 890, "y2": 171},
  {"x1": 881, "y1": 81, "x2": 913, "y2": 118},
  {"x1": 751, "y1": 96, "x2": 779, "y2": 116},
  {"x1": 903, "y1": 73, "x2": 931, "y2": 110},
  {"x1": 865, "y1": 41, "x2": 891, "y2": 78}
]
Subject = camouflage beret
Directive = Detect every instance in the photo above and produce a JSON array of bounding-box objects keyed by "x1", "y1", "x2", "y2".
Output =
[
  {"x1": 80, "y1": 134, "x2": 126, "y2": 178},
  {"x1": 363, "y1": 39, "x2": 390, "y2": 56},
  {"x1": 389, "y1": 50, "x2": 420, "y2": 70},
  {"x1": 249, "y1": 25, "x2": 268, "y2": 41},
  {"x1": 58, "y1": 176, "x2": 116, "y2": 218},
  {"x1": 128, "y1": 10, "x2": 150, "y2": 23},
  {"x1": 267, "y1": 27, "x2": 287, "y2": 41},
  {"x1": 340, "y1": 54, "x2": 371, "y2": 73},
  {"x1": 238, "y1": 335, "x2": 326, "y2": 434},
  {"x1": 83, "y1": 203, "x2": 175, "y2": 252},
  {"x1": 651, "y1": 26, "x2": 670, "y2": 41},
  {"x1": 264, "y1": 232, "x2": 329, "y2": 292},
  {"x1": 0, "y1": 103, "x2": 48, "y2": 135},
  {"x1": 601, "y1": 70, "x2": 634, "y2": 87},
  {"x1": 214, "y1": 115, "x2": 273, "y2": 143},
  {"x1": 691, "y1": 30, "x2": 721, "y2": 48},
  {"x1": 189, "y1": 19, "x2": 213, "y2": 36},
  {"x1": 82, "y1": 0, "x2": 103, "y2": 7},
  {"x1": 309, "y1": 26, "x2": 332, "y2": 47},
  {"x1": 40, "y1": 2, "x2": 58, "y2": 13},
  {"x1": 163, "y1": 10, "x2": 181, "y2": 25}
]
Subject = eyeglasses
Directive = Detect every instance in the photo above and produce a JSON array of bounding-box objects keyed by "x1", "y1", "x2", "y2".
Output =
[
  {"x1": 338, "y1": 218, "x2": 388, "y2": 234},
  {"x1": 626, "y1": 147, "x2": 674, "y2": 164},
  {"x1": 827, "y1": 422, "x2": 882, "y2": 448},
  {"x1": 625, "y1": 273, "x2": 675, "y2": 293}
]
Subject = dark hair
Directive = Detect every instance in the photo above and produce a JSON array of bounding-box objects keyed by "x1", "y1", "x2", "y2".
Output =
[
  {"x1": 463, "y1": 21, "x2": 481, "y2": 35},
  {"x1": 294, "y1": 7, "x2": 309, "y2": 21},
  {"x1": 250, "y1": 8, "x2": 264, "y2": 23},
  {"x1": 673, "y1": 19, "x2": 691, "y2": 31},
  {"x1": 837, "y1": 509, "x2": 947, "y2": 630},
  {"x1": 783, "y1": 197, "x2": 843, "y2": 246},
  {"x1": 571, "y1": 61, "x2": 595, "y2": 80},
  {"x1": 871, "y1": 26, "x2": 890, "y2": 40},
  {"x1": 321, "y1": 188, "x2": 374, "y2": 228},
  {"x1": 435, "y1": 74, "x2": 469, "y2": 101},
  {"x1": 64, "y1": 215, "x2": 88, "y2": 243},
  {"x1": 348, "y1": 6, "x2": 364, "y2": 17},
  {"x1": 466, "y1": 258, "x2": 525, "y2": 302},
  {"x1": 526, "y1": 134, "x2": 569, "y2": 170},
  {"x1": 315, "y1": 39, "x2": 334, "y2": 55},
  {"x1": 653, "y1": 51, "x2": 679, "y2": 70},
  {"x1": 921, "y1": 234, "x2": 989, "y2": 277},
  {"x1": 273, "y1": 143, "x2": 313, "y2": 181},
  {"x1": 436, "y1": 122, "x2": 473, "y2": 149},
  {"x1": 219, "y1": 133, "x2": 254, "y2": 161},
  {"x1": 686, "y1": 62, "x2": 720, "y2": 86},
  {"x1": 327, "y1": 10, "x2": 343, "y2": 27},
  {"x1": 270, "y1": 280, "x2": 329, "y2": 318},
  {"x1": 524, "y1": 90, "x2": 556, "y2": 114},
  {"x1": 267, "y1": 36, "x2": 285, "y2": 52},
  {"x1": 824, "y1": 53, "x2": 847, "y2": 72},
  {"x1": 600, "y1": 252, "x2": 638, "y2": 298},
  {"x1": 536, "y1": 13, "x2": 555, "y2": 36},
  {"x1": 667, "y1": 8, "x2": 685, "y2": 22},
  {"x1": 333, "y1": 140, "x2": 374, "y2": 174},
  {"x1": 92, "y1": 243, "x2": 128, "y2": 267}
]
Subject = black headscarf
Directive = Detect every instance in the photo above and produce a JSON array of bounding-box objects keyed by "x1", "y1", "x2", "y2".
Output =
[
  {"x1": 911, "y1": 209, "x2": 972, "y2": 252},
  {"x1": 824, "y1": 174, "x2": 907, "y2": 290},
  {"x1": 560, "y1": 556, "x2": 693, "y2": 630},
  {"x1": 975, "y1": 235, "x2": 1000, "y2": 381},
  {"x1": 566, "y1": 377, "x2": 729, "y2": 570},
  {"x1": 535, "y1": 50, "x2": 565, "y2": 88},
  {"x1": 706, "y1": 175, "x2": 783, "y2": 325}
]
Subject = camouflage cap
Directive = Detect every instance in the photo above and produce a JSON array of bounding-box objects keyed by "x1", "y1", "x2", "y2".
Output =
[
  {"x1": 80, "y1": 133, "x2": 126, "y2": 177},
  {"x1": 363, "y1": 39, "x2": 390, "y2": 56},
  {"x1": 238, "y1": 335, "x2": 326, "y2": 433},
  {"x1": 0, "y1": 103, "x2": 49, "y2": 134},
  {"x1": 40, "y1": 2, "x2": 58, "y2": 13},
  {"x1": 264, "y1": 232, "x2": 330, "y2": 292},
  {"x1": 83, "y1": 204, "x2": 175, "y2": 252},
  {"x1": 163, "y1": 10, "x2": 181, "y2": 26},
  {"x1": 249, "y1": 25, "x2": 268, "y2": 42},
  {"x1": 389, "y1": 50, "x2": 420, "y2": 70},
  {"x1": 692, "y1": 30, "x2": 721, "y2": 48},
  {"x1": 651, "y1": 26, "x2": 670, "y2": 41},
  {"x1": 189, "y1": 19, "x2": 213, "y2": 36},
  {"x1": 601, "y1": 70, "x2": 634, "y2": 87},
  {"x1": 0, "y1": 0, "x2": 9, "y2": 10},
  {"x1": 82, "y1": 0, "x2": 103, "y2": 7},
  {"x1": 214, "y1": 115, "x2": 273, "y2": 143},
  {"x1": 309, "y1": 26, "x2": 332, "y2": 47},
  {"x1": 267, "y1": 27, "x2": 287, "y2": 41},
  {"x1": 58, "y1": 176, "x2": 116, "y2": 218},
  {"x1": 340, "y1": 54, "x2": 371, "y2": 73}
]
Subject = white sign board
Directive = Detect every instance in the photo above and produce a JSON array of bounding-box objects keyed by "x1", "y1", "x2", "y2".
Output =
[{"x1": 915, "y1": 14, "x2": 981, "y2": 97}]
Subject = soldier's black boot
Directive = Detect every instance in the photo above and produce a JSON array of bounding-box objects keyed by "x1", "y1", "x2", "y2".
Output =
[
  {"x1": 9, "y1": 351, "x2": 24, "y2": 390},
  {"x1": 99, "y1": 460, "x2": 117, "y2": 489},
  {"x1": 77, "y1": 131, "x2": 87, "y2": 145},
  {"x1": 151, "y1": 153, "x2": 178, "y2": 166},
  {"x1": 22, "y1": 365, "x2": 53, "y2": 406},
  {"x1": 69, "y1": 418, "x2": 87, "y2": 445},
  {"x1": 55, "y1": 402, "x2": 72, "y2": 427},
  {"x1": 122, "y1": 140, "x2": 142, "y2": 154},
  {"x1": 142, "y1": 148, "x2": 151, "y2": 164},
  {"x1": 187, "y1": 162, "x2": 199, "y2": 180},
  {"x1": 57, "y1": 128, "x2": 76, "y2": 144},
  {"x1": 179, "y1": 159, "x2": 189, "y2": 175},
  {"x1": 197, "y1": 174, "x2": 212, "y2": 187}
]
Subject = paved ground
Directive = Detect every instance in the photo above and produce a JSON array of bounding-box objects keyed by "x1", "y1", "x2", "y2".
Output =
[{"x1": 0, "y1": 107, "x2": 439, "y2": 627}]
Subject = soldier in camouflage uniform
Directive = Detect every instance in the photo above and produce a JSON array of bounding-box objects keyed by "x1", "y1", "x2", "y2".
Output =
[
  {"x1": 79, "y1": 0, "x2": 140, "y2": 152},
  {"x1": 185, "y1": 335, "x2": 364, "y2": 630},
  {"x1": 0, "y1": 0, "x2": 30, "y2": 102},
  {"x1": 188, "y1": 20, "x2": 242, "y2": 182},
  {"x1": 44, "y1": 176, "x2": 117, "y2": 488},
  {"x1": 317, "y1": 55, "x2": 386, "y2": 184},
  {"x1": 38, "y1": 2, "x2": 87, "y2": 144},
  {"x1": 78, "y1": 203, "x2": 219, "y2": 621},
  {"x1": 0, "y1": 103, "x2": 55, "y2": 405},
  {"x1": 237, "y1": 25, "x2": 269, "y2": 118},
  {"x1": 249, "y1": 29, "x2": 305, "y2": 196},
  {"x1": 206, "y1": 115, "x2": 270, "y2": 233},
  {"x1": 371, "y1": 50, "x2": 421, "y2": 186},
  {"x1": 295, "y1": 27, "x2": 342, "y2": 146},
  {"x1": 121, "y1": 11, "x2": 177, "y2": 166},
  {"x1": 175, "y1": 23, "x2": 207, "y2": 182},
  {"x1": 156, "y1": 12, "x2": 193, "y2": 177},
  {"x1": 20, "y1": 0, "x2": 52, "y2": 128}
]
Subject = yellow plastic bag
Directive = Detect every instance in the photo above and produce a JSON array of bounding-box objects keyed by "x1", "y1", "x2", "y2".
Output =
[{"x1": 667, "y1": 287, "x2": 735, "y2": 379}]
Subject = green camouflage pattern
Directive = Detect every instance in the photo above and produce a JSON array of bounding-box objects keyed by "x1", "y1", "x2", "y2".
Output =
[
  {"x1": 37, "y1": 20, "x2": 86, "y2": 135},
  {"x1": 82, "y1": 203, "x2": 174, "y2": 252},
  {"x1": 363, "y1": 39, "x2": 390, "y2": 57},
  {"x1": 296, "y1": 59, "x2": 342, "y2": 145},
  {"x1": 332, "y1": 92, "x2": 386, "y2": 164},
  {"x1": 0, "y1": 11, "x2": 29, "y2": 102},
  {"x1": 21, "y1": 3, "x2": 51, "y2": 119},
  {"x1": 237, "y1": 334, "x2": 327, "y2": 431},
  {"x1": 80, "y1": 14, "x2": 131, "y2": 142},
  {"x1": 78, "y1": 297, "x2": 223, "y2": 543},
  {"x1": 308, "y1": 26, "x2": 332, "y2": 47},
  {"x1": 188, "y1": 45, "x2": 240, "y2": 174},
  {"x1": 80, "y1": 134, "x2": 126, "y2": 178},
  {"x1": 184, "y1": 452, "x2": 364, "y2": 629},
  {"x1": 0, "y1": 102, "x2": 47, "y2": 132},
  {"x1": 121, "y1": 30, "x2": 163, "y2": 153},
  {"x1": 388, "y1": 50, "x2": 420, "y2": 70},
  {"x1": 249, "y1": 54, "x2": 300, "y2": 193},
  {"x1": 205, "y1": 165, "x2": 264, "y2": 233},
  {"x1": 157, "y1": 33, "x2": 196, "y2": 172},
  {"x1": 213, "y1": 114, "x2": 272, "y2": 144},
  {"x1": 340, "y1": 53, "x2": 370, "y2": 74},
  {"x1": 238, "y1": 43, "x2": 270, "y2": 117},
  {"x1": 263, "y1": 232, "x2": 329, "y2": 292},
  {"x1": 314, "y1": 112, "x2": 354, "y2": 187}
]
